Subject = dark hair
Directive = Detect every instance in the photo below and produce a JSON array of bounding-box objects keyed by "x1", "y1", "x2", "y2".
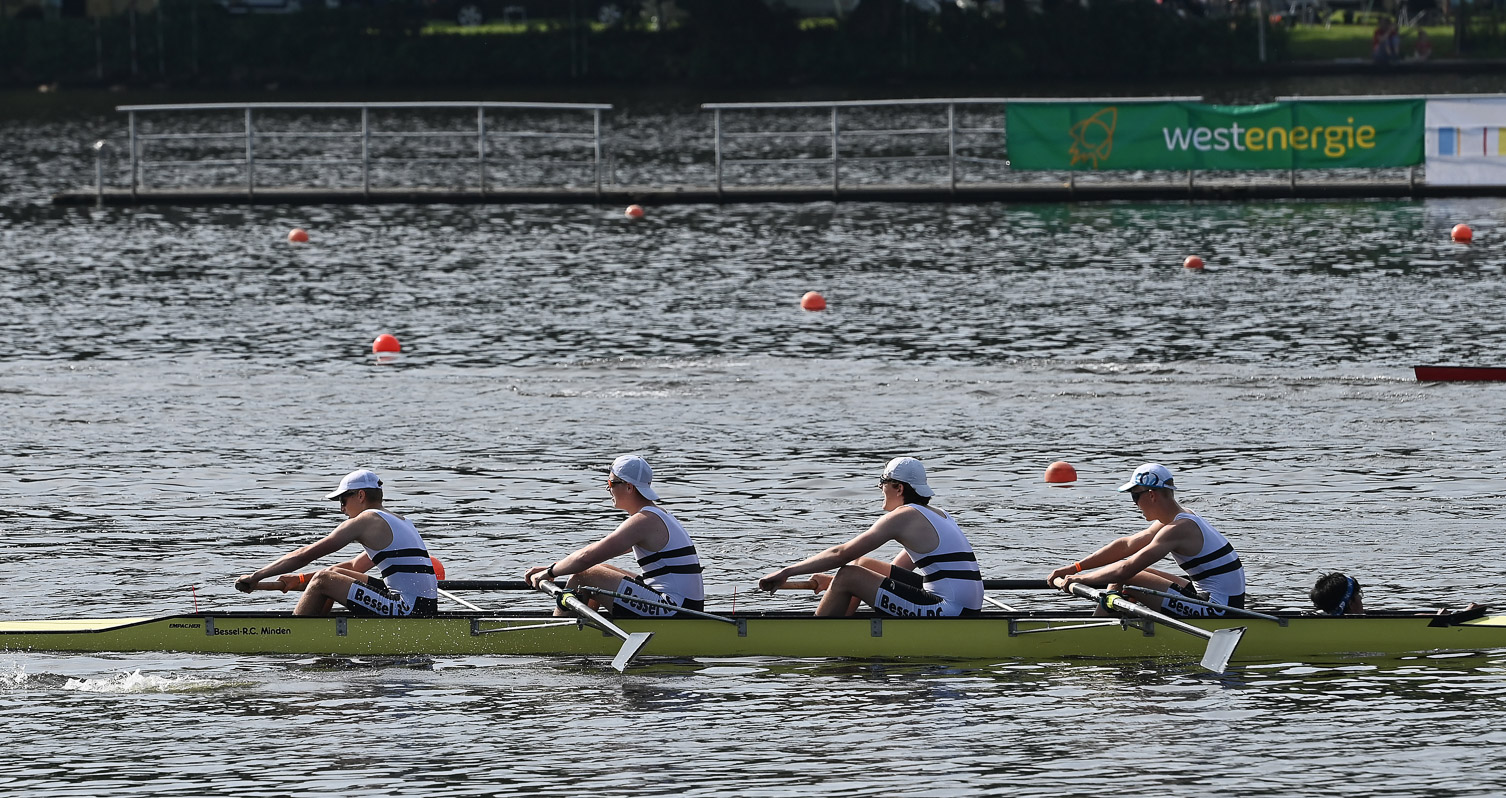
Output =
[
  {"x1": 357, "y1": 487, "x2": 383, "y2": 505},
  {"x1": 897, "y1": 482, "x2": 931, "y2": 506},
  {"x1": 1310, "y1": 572, "x2": 1360, "y2": 616}
]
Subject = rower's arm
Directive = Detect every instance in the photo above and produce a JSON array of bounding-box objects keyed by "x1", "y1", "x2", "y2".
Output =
[
  {"x1": 759, "y1": 522, "x2": 894, "y2": 588},
  {"x1": 234, "y1": 520, "x2": 365, "y2": 592},
  {"x1": 1079, "y1": 526, "x2": 1183, "y2": 586},
  {"x1": 546, "y1": 513, "x2": 657, "y2": 578}
]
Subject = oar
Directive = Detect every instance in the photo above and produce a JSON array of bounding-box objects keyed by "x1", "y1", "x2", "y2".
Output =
[
  {"x1": 535, "y1": 580, "x2": 653, "y2": 673},
  {"x1": 573, "y1": 585, "x2": 738, "y2": 625},
  {"x1": 766, "y1": 577, "x2": 1049, "y2": 592},
  {"x1": 1059, "y1": 580, "x2": 1246, "y2": 673}
]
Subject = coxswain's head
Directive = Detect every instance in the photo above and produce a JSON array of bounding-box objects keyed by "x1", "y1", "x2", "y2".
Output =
[{"x1": 1311, "y1": 572, "x2": 1363, "y2": 616}]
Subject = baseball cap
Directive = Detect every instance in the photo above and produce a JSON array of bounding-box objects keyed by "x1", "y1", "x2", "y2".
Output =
[
  {"x1": 1117, "y1": 463, "x2": 1176, "y2": 492},
  {"x1": 610, "y1": 455, "x2": 660, "y2": 502},
  {"x1": 327, "y1": 469, "x2": 382, "y2": 500},
  {"x1": 881, "y1": 456, "x2": 935, "y2": 497}
]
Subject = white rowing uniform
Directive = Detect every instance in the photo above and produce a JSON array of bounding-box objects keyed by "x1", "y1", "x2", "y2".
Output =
[
  {"x1": 1161, "y1": 511, "x2": 1246, "y2": 619},
  {"x1": 615, "y1": 505, "x2": 705, "y2": 617},
  {"x1": 344, "y1": 509, "x2": 439, "y2": 618},
  {"x1": 872, "y1": 504, "x2": 984, "y2": 617}
]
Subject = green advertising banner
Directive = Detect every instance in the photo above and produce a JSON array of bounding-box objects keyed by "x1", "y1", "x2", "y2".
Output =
[{"x1": 1006, "y1": 100, "x2": 1423, "y2": 171}]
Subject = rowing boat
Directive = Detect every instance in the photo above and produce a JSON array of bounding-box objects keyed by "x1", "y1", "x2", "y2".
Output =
[
  {"x1": 1413, "y1": 365, "x2": 1506, "y2": 382},
  {"x1": 3, "y1": 608, "x2": 1500, "y2": 666}
]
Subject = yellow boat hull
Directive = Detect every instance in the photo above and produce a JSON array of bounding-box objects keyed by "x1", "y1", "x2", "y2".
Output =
[{"x1": 2, "y1": 611, "x2": 1503, "y2": 664}]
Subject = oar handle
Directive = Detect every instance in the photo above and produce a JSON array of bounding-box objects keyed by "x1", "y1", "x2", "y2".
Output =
[{"x1": 252, "y1": 574, "x2": 309, "y2": 593}]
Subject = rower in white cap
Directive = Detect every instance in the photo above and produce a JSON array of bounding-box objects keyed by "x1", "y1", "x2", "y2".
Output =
[
  {"x1": 524, "y1": 455, "x2": 706, "y2": 618},
  {"x1": 1048, "y1": 462, "x2": 1247, "y2": 617},
  {"x1": 758, "y1": 457, "x2": 984, "y2": 617},
  {"x1": 233, "y1": 469, "x2": 440, "y2": 617}
]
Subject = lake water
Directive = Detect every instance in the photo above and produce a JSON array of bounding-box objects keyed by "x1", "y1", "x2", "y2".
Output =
[{"x1": 3, "y1": 88, "x2": 1506, "y2": 797}]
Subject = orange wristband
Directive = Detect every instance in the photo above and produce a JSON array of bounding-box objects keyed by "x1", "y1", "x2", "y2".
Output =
[
  {"x1": 297, "y1": 572, "x2": 311, "y2": 586},
  {"x1": 1073, "y1": 562, "x2": 1083, "y2": 573}
]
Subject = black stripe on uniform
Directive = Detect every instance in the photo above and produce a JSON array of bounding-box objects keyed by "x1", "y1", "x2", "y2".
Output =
[
  {"x1": 642, "y1": 563, "x2": 705, "y2": 578},
  {"x1": 637, "y1": 545, "x2": 698, "y2": 567},
  {"x1": 1179, "y1": 542, "x2": 1235, "y2": 572},
  {"x1": 372, "y1": 547, "x2": 430, "y2": 566},
  {"x1": 912, "y1": 551, "x2": 978, "y2": 571},
  {"x1": 1187, "y1": 558, "x2": 1244, "y2": 582},
  {"x1": 379, "y1": 563, "x2": 437, "y2": 576},
  {"x1": 922, "y1": 569, "x2": 984, "y2": 583}
]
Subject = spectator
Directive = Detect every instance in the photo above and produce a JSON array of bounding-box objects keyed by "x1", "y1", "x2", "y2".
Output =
[{"x1": 1412, "y1": 29, "x2": 1433, "y2": 60}]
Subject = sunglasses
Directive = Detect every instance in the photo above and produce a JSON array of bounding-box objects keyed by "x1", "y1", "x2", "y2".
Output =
[{"x1": 1130, "y1": 489, "x2": 1151, "y2": 504}]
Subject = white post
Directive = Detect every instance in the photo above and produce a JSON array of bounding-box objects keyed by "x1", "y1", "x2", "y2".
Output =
[
  {"x1": 245, "y1": 107, "x2": 254, "y2": 198},
  {"x1": 831, "y1": 106, "x2": 840, "y2": 195},
  {"x1": 714, "y1": 108, "x2": 723, "y2": 196},
  {"x1": 947, "y1": 103, "x2": 957, "y2": 193},
  {"x1": 477, "y1": 106, "x2": 487, "y2": 196}
]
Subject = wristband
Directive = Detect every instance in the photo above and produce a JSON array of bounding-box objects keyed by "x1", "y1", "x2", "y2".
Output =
[
  {"x1": 1073, "y1": 562, "x2": 1083, "y2": 574},
  {"x1": 544, "y1": 564, "x2": 556, "y2": 580}
]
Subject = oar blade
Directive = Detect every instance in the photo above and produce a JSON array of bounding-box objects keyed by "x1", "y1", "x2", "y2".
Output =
[
  {"x1": 611, "y1": 631, "x2": 654, "y2": 672},
  {"x1": 1199, "y1": 626, "x2": 1246, "y2": 673}
]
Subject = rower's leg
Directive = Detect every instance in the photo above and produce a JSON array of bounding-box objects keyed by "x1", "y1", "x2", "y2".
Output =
[
  {"x1": 295, "y1": 570, "x2": 360, "y2": 616},
  {"x1": 817, "y1": 564, "x2": 887, "y2": 617},
  {"x1": 559, "y1": 565, "x2": 633, "y2": 617}
]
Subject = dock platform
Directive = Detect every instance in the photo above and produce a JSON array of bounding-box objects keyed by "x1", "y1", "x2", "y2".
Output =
[{"x1": 51, "y1": 181, "x2": 1506, "y2": 206}]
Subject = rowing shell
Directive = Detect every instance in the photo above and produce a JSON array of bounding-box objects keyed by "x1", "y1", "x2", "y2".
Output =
[
  {"x1": 1, "y1": 610, "x2": 1501, "y2": 666},
  {"x1": 1413, "y1": 365, "x2": 1506, "y2": 382}
]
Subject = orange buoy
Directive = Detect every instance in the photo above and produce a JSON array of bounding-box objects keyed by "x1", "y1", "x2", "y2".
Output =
[
  {"x1": 1183, "y1": 255, "x2": 1205, "y2": 270},
  {"x1": 372, "y1": 333, "x2": 401, "y2": 353},
  {"x1": 431, "y1": 557, "x2": 446, "y2": 581},
  {"x1": 1452, "y1": 224, "x2": 1474, "y2": 243},
  {"x1": 1044, "y1": 461, "x2": 1078, "y2": 484},
  {"x1": 288, "y1": 228, "x2": 309, "y2": 243},
  {"x1": 625, "y1": 204, "x2": 645, "y2": 219},
  {"x1": 800, "y1": 291, "x2": 827, "y2": 311}
]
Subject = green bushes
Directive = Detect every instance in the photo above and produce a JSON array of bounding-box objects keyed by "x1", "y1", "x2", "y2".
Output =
[{"x1": 0, "y1": 0, "x2": 1271, "y2": 88}]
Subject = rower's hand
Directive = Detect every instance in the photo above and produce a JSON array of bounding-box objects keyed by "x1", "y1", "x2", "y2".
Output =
[
  {"x1": 757, "y1": 570, "x2": 791, "y2": 592},
  {"x1": 1051, "y1": 575, "x2": 1078, "y2": 593},
  {"x1": 234, "y1": 574, "x2": 258, "y2": 593},
  {"x1": 1047, "y1": 564, "x2": 1078, "y2": 584},
  {"x1": 523, "y1": 566, "x2": 550, "y2": 589}
]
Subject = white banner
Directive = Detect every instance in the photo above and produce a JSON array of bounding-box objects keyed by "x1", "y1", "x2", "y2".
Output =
[{"x1": 1426, "y1": 97, "x2": 1506, "y2": 186}]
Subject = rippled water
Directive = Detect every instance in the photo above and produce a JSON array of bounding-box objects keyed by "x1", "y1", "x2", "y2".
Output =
[{"x1": 3, "y1": 94, "x2": 1506, "y2": 797}]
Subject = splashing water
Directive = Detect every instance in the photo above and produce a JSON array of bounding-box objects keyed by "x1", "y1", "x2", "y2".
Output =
[{"x1": 63, "y1": 669, "x2": 219, "y2": 694}]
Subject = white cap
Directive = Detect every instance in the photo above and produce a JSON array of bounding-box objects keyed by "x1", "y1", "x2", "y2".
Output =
[
  {"x1": 610, "y1": 455, "x2": 660, "y2": 502},
  {"x1": 326, "y1": 469, "x2": 382, "y2": 500},
  {"x1": 1118, "y1": 463, "x2": 1176, "y2": 492},
  {"x1": 881, "y1": 456, "x2": 935, "y2": 497}
]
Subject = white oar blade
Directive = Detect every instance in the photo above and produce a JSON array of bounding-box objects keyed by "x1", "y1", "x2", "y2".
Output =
[
  {"x1": 610, "y1": 631, "x2": 654, "y2": 672},
  {"x1": 1199, "y1": 626, "x2": 1246, "y2": 673}
]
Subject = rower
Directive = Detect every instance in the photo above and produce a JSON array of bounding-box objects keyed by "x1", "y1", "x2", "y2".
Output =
[
  {"x1": 758, "y1": 456, "x2": 983, "y2": 617},
  {"x1": 524, "y1": 455, "x2": 705, "y2": 618},
  {"x1": 233, "y1": 469, "x2": 439, "y2": 617},
  {"x1": 1048, "y1": 463, "x2": 1246, "y2": 618}
]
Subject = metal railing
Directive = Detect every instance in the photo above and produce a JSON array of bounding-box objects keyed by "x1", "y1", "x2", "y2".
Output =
[
  {"x1": 703, "y1": 97, "x2": 1203, "y2": 196},
  {"x1": 117, "y1": 101, "x2": 612, "y2": 199}
]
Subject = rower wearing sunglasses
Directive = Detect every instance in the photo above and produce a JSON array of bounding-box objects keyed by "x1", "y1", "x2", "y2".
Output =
[
  {"x1": 524, "y1": 455, "x2": 705, "y2": 618},
  {"x1": 233, "y1": 469, "x2": 440, "y2": 617},
  {"x1": 1049, "y1": 463, "x2": 1246, "y2": 618},
  {"x1": 758, "y1": 457, "x2": 984, "y2": 617}
]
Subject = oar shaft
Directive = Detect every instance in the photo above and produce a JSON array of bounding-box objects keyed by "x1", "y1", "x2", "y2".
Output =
[
  {"x1": 1066, "y1": 582, "x2": 1213, "y2": 642},
  {"x1": 535, "y1": 580, "x2": 630, "y2": 642}
]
